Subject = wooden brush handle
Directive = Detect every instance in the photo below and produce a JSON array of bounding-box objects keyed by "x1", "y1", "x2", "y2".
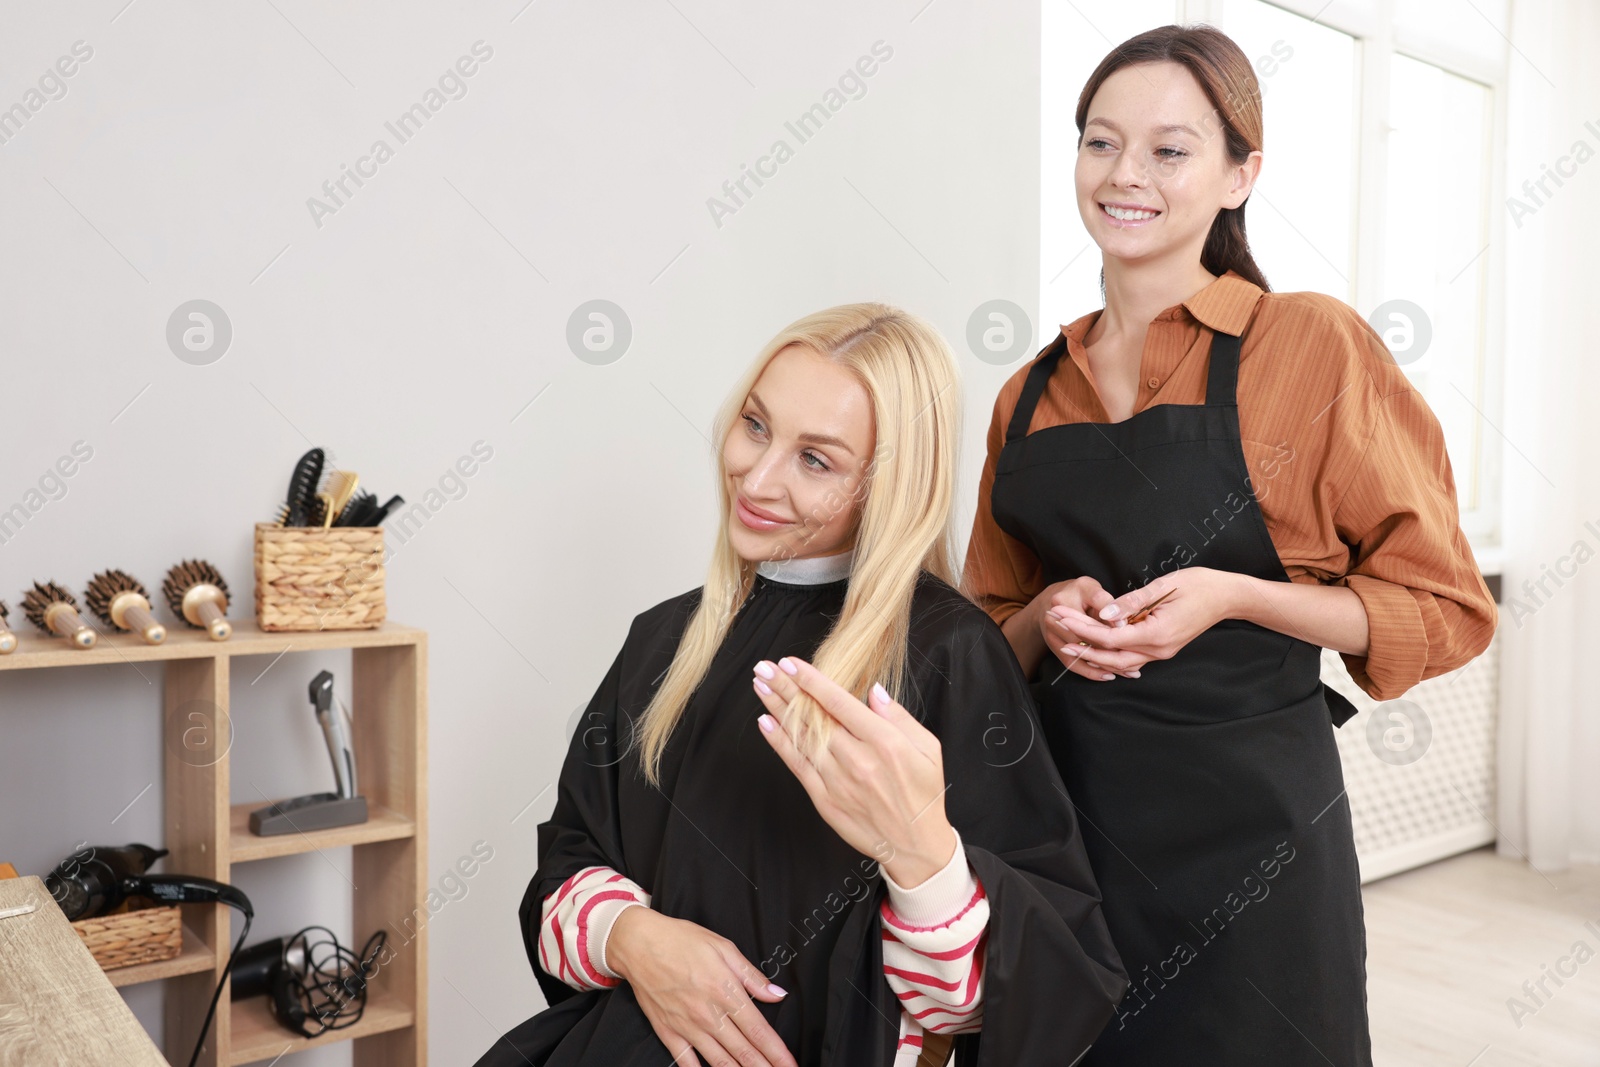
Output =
[
  {"x1": 123, "y1": 601, "x2": 167, "y2": 644},
  {"x1": 196, "y1": 599, "x2": 231, "y2": 641},
  {"x1": 46, "y1": 603, "x2": 96, "y2": 648}
]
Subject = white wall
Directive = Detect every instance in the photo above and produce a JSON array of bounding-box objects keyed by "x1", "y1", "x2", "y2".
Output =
[
  {"x1": 0, "y1": 2, "x2": 1041, "y2": 1062},
  {"x1": 1041, "y1": 0, "x2": 1180, "y2": 329}
]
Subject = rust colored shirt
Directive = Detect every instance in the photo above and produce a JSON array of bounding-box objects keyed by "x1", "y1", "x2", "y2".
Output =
[{"x1": 962, "y1": 270, "x2": 1498, "y2": 701}]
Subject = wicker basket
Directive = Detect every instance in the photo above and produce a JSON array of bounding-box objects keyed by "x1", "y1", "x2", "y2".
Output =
[
  {"x1": 255, "y1": 522, "x2": 386, "y2": 631},
  {"x1": 71, "y1": 898, "x2": 183, "y2": 971}
]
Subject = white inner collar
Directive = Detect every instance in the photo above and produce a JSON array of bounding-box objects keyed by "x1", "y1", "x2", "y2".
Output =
[{"x1": 755, "y1": 545, "x2": 856, "y2": 585}]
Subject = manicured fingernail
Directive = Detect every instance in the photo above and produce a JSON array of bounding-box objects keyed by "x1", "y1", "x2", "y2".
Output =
[
  {"x1": 768, "y1": 983, "x2": 787, "y2": 997},
  {"x1": 870, "y1": 682, "x2": 889, "y2": 705},
  {"x1": 778, "y1": 658, "x2": 798, "y2": 675},
  {"x1": 1128, "y1": 671, "x2": 1141, "y2": 678},
  {"x1": 1101, "y1": 673, "x2": 1115, "y2": 681},
  {"x1": 753, "y1": 678, "x2": 772, "y2": 695},
  {"x1": 758, "y1": 714, "x2": 775, "y2": 733},
  {"x1": 1100, "y1": 605, "x2": 1121, "y2": 619},
  {"x1": 754, "y1": 661, "x2": 775, "y2": 679}
]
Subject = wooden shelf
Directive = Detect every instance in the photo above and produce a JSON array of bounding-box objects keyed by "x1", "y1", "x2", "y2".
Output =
[
  {"x1": 0, "y1": 620, "x2": 425, "y2": 672},
  {"x1": 228, "y1": 987, "x2": 414, "y2": 1065},
  {"x1": 229, "y1": 801, "x2": 415, "y2": 863},
  {"x1": 0, "y1": 619, "x2": 429, "y2": 1066},
  {"x1": 105, "y1": 923, "x2": 216, "y2": 989}
]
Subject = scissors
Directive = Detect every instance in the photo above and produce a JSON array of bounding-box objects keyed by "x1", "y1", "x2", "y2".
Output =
[
  {"x1": 1073, "y1": 587, "x2": 1175, "y2": 650},
  {"x1": 1123, "y1": 587, "x2": 1175, "y2": 625}
]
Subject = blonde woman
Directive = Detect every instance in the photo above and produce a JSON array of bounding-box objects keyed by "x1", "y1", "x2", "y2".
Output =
[{"x1": 473, "y1": 305, "x2": 1126, "y2": 1067}]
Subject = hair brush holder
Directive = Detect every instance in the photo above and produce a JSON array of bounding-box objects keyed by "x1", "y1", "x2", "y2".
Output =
[{"x1": 254, "y1": 523, "x2": 385, "y2": 632}]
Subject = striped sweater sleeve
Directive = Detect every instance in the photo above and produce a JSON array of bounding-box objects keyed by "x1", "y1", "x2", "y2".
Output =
[
  {"x1": 879, "y1": 826, "x2": 989, "y2": 1035},
  {"x1": 537, "y1": 865, "x2": 651, "y2": 991}
]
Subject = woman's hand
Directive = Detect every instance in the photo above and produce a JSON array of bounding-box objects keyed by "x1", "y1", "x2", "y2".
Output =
[
  {"x1": 751, "y1": 656, "x2": 957, "y2": 889},
  {"x1": 605, "y1": 905, "x2": 796, "y2": 1067},
  {"x1": 1050, "y1": 567, "x2": 1244, "y2": 676},
  {"x1": 1038, "y1": 576, "x2": 1147, "y2": 680}
]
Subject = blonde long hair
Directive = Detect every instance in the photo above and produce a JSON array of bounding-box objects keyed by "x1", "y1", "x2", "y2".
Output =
[{"x1": 632, "y1": 303, "x2": 962, "y2": 787}]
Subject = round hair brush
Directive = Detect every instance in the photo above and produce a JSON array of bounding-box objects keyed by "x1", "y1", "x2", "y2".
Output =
[
  {"x1": 85, "y1": 570, "x2": 167, "y2": 644},
  {"x1": 0, "y1": 600, "x2": 16, "y2": 654},
  {"x1": 162, "y1": 559, "x2": 232, "y2": 641},
  {"x1": 21, "y1": 581, "x2": 97, "y2": 649}
]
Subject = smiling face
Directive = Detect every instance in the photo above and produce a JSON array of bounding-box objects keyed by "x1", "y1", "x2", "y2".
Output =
[
  {"x1": 1074, "y1": 60, "x2": 1260, "y2": 268},
  {"x1": 722, "y1": 343, "x2": 876, "y2": 564}
]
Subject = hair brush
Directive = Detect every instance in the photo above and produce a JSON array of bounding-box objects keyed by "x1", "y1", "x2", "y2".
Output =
[
  {"x1": 284, "y1": 447, "x2": 325, "y2": 527},
  {"x1": 0, "y1": 600, "x2": 16, "y2": 654},
  {"x1": 319, "y1": 469, "x2": 358, "y2": 530},
  {"x1": 274, "y1": 495, "x2": 327, "y2": 528},
  {"x1": 163, "y1": 559, "x2": 232, "y2": 641},
  {"x1": 21, "y1": 581, "x2": 97, "y2": 648},
  {"x1": 334, "y1": 490, "x2": 377, "y2": 527},
  {"x1": 85, "y1": 569, "x2": 167, "y2": 644}
]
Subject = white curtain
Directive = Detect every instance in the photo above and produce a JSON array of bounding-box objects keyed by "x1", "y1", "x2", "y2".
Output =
[{"x1": 1496, "y1": 0, "x2": 1600, "y2": 869}]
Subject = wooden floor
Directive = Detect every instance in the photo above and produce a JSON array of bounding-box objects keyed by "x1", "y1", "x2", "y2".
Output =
[{"x1": 1364, "y1": 846, "x2": 1600, "y2": 1066}]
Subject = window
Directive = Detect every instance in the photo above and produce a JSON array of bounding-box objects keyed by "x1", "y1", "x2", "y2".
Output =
[
  {"x1": 1380, "y1": 54, "x2": 1494, "y2": 517},
  {"x1": 1225, "y1": 0, "x2": 1359, "y2": 300}
]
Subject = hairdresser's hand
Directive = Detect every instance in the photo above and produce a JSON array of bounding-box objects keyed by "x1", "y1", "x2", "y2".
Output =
[
  {"x1": 1037, "y1": 576, "x2": 1146, "y2": 680},
  {"x1": 606, "y1": 905, "x2": 796, "y2": 1067},
  {"x1": 751, "y1": 656, "x2": 956, "y2": 890},
  {"x1": 1050, "y1": 567, "x2": 1243, "y2": 671}
]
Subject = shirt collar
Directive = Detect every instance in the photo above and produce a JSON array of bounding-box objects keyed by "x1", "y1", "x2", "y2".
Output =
[
  {"x1": 755, "y1": 544, "x2": 855, "y2": 585},
  {"x1": 1058, "y1": 269, "x2": 1263, "y2": 341}
]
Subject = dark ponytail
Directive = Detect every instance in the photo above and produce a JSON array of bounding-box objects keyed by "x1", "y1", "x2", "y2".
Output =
[{"x1": 1075, "y1": 24, "x2": 1271, "y2": 293}]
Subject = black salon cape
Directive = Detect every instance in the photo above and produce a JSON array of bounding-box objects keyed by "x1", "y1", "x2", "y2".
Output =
[{"x1": 474, "y1": 570, "x2": 1127, "y2": 1067}]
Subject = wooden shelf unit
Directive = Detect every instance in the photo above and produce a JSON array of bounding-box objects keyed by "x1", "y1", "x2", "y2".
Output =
[
  {"x1": 0, "y1": 620, "x2": 429, "y2": 1067},
  {"x1": 105, "y1": 923, "x2": 217, "y2": 990}
]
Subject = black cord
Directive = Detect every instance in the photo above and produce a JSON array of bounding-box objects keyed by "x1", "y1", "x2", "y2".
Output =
[
  {"x1": 280, "y1": 925, "x2": 388, "y2": 1035},
  {"x1": 188, "y1": 902, "x2": 252, "y2": 1067},
  {"x1": 181, "y1": 915, "x2": 385, "y2": 1064}
]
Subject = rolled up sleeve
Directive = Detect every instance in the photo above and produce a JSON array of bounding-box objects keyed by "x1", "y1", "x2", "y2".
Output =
[{"x1": 1330, "y1": 385, "x2": 1498, "y2": 699}]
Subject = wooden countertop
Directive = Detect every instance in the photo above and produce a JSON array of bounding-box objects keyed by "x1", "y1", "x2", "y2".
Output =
[{"x1": 0, "y1": 876, "x2": 171, "y2": 1067}]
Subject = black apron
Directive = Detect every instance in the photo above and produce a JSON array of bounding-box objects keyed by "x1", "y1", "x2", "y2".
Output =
[{"x1": 989, "y1": 325, "x2": 1373, "y2": 1065}]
